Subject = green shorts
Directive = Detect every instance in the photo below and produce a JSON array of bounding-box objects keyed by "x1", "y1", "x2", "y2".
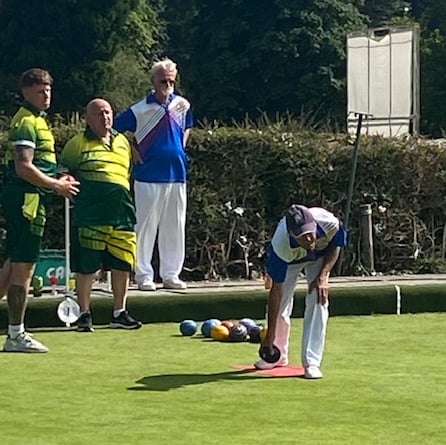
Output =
[
  {"x1": 1, "y1": 187, "x2": 46, "y2": 263},
  {"x1": 70, "y1": 225, "x2": 136, "y2": 274}
]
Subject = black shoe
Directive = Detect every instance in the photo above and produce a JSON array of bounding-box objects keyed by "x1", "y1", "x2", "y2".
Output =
[
  {"x1": 77, "y1": 312, "x2": 94, "y2": 332},
  {"x1": 110, "y1": 311, "x2": 142, "y2": 330}
]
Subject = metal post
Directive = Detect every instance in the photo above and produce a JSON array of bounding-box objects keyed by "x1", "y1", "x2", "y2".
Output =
[
  {"x1": 344, "y1": 113, "x2": 364, "y2": 231},
  {"x1": 337, "y1": 112, "x2": 369, "y2": 275},
  {"x1": 360, "y1": 203, "x2": 375, "y2": 273},
  {"x1": 64, "y1": 197, "x2": 71, "y2": 294}
]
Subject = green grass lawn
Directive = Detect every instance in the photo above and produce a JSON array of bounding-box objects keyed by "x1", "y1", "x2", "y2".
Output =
[{"x1": 1, "y1": 313, "x2": 445, "y2": 445}]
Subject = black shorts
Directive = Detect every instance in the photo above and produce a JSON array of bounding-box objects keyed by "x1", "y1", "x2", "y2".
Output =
[
  {"x1": 70, "y1": 225, "x2": 135, "y2": 274},
  {"x1": 1, "y1": 188, "x2": 46, "y2": 263}
]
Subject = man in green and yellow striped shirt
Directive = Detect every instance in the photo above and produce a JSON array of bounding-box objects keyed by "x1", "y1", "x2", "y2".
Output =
[
  {"x1": 61, "y1": 98, "x2": 141, "y2": 332},
  {"x1": 1, "y1": 68, "x2": 80, "y2": 353}
]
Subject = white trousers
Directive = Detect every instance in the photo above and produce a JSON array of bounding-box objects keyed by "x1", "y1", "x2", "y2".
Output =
[
  {"x1": 274, "y1": 257, "x2": 329, "y2": 368},
  {"x1": 134, "y1": 181, "x2": 187, "y2": 283}
]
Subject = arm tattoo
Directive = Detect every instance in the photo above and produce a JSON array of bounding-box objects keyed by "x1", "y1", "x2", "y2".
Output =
[{"x1": 15, "y1": 146, "x2": 34, "y2": 162}]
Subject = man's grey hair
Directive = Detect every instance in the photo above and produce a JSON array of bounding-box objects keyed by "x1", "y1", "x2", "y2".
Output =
[{"x1": 150, "y1": 58, "x2": 177, "y2": 78}]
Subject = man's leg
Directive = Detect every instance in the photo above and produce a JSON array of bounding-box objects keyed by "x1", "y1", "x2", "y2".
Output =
[
  {"x1": 111, "y1": 269, "x2": 129, "y2": 311},
  {"x1": 3, "y1": 261, "x2": 48, "y2": 353},
  {"x1": 7, "y1": 262, "x2": 34, "y2": 326},
  {"x1": 301, "y1": 258, "x2": 329, "y2": 370},
  {"x1": 0, "y1": 258, "x2": 11, "y2": 300},
  {"x1": 134, "y1": 181, "x2": 163, "y2": 289},
  {"x1": 254, "y1": 263, "x2": 302, "y2": 369},
  {"x1": 273, "y1": 263, "x2": 303, "y2": 362},
  {"x1": 75, "y1": 273, "x2": 95, "y2": 332},
  {"x1": 109, "y1": 269, "x2": 141, "y2": 329},
  {"x1": 76, "y1": 273, "x2": 95, "y2": 313},
  {"x1": 158, "y1": 183, "x2": 187, "y2": 286},
  {"x1": 2, "y1": 189, "x2": 48, "y2": 351}
]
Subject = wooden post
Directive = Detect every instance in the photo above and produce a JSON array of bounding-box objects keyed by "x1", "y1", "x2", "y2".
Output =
[{"x1": 360, "y1": 203, "x2": 375, "y2": 273}]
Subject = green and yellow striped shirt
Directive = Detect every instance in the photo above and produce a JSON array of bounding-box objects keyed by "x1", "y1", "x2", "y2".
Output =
[
  {"x1": 61, "y1": 127, "x2": 136, "y2": 227},
  {"x1": 5, "y1": 102, "x2": 57, "y2": 193}
]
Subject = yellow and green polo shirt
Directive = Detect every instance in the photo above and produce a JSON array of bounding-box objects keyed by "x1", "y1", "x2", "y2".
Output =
[
  {"x1": 60, "y1": 127, "x2": 136, "y2": 227},
  {"x1": 5, "y1": 102, "x2": 57, "y2": 193}
]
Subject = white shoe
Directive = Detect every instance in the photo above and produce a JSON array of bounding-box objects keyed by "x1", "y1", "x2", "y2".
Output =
[
  {"x1": 163, "y1": 278, "x2": 187, "y2": 289},
  {"x1": 254, "y1": 357, "x2": 288, "y2": 370},
  {"x1": 304, "y1": 365, "x2": 323, "y2": 379},
  {"x1": 3, "y1": 332, "x2": 49, "y2": 353},
  {"x1": 138, "y1": 279, "x2": 156, "y2": 291}
]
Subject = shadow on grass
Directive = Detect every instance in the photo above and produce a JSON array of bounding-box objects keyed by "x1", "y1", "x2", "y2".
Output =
[
  {"x1": 128, "y1": 369, "x2": 261, "y2": 392},
  {"x1": 28, "y1": 325, "x2": 110, "y2": 333}
]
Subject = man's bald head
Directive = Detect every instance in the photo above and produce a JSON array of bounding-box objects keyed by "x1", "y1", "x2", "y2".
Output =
[{"x1": 86, "y1": 98, "x2": 113, "y2": 138}]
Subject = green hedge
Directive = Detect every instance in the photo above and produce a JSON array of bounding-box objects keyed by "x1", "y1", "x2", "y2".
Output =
[
  {"x1": 1, "y1": 285, "x2": 445, "y2": 329},
  {"x1": 2, "y1": 119, "x2": 446, "y2": 278}
]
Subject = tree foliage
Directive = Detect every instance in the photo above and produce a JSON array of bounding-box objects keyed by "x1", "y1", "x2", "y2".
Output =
[
  {"x1": 359, "y1": 0, "x2": 410, "y2": 26},
  {"x1": 1, "y1": 1, "x2": 446, "y2": 133},
  {"x1": 164, "y1": 0, "x2": 366, "y2": 124},
  {"x1": 3, "y1": 120, "x2": 446, "y2": 277},
  {"x1": 0, "y1": 0, "x2": 165, "y2": 113},
  {"x1": 410, "y1": 0, "x2": 446, "y2": 136}
]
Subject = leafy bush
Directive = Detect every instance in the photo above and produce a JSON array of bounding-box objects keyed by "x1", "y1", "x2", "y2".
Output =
[{"x1": 2, "y1": 118, "x2": 446, "y2": 279}]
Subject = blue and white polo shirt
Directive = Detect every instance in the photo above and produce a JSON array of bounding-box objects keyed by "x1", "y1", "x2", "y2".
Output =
[
  {"x1": 114, "y1": 92, "x2": 194, "y2": 183},
  {"x1": 267, "y1": 207, "x2": 347, "y2": 283}
]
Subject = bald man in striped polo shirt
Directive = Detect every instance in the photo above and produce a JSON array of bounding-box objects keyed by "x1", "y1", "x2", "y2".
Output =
[{"x1": 61, "y1": 98, "x2": 142, "y2": 333}]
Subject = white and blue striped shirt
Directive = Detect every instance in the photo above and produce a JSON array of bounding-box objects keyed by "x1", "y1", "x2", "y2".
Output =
[{"x1": 267, "y1": 207, "x2": 347, "y2": 283}]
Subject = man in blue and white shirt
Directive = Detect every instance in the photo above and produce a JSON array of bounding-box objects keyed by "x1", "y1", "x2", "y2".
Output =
[
  {"x1": 114, "y1": 58, "x2": 194, "y2": 291},
  {"x1": 256, "y1": 204, "x2": 347, "y2": 379}
]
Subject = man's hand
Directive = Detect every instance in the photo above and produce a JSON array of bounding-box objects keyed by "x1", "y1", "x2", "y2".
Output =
[
  {"x1": 259, "y1": 343, "x2": 281, "y2": 364},
  {"x1": 15, "y1": 149, "x2": 80, "y2": 200},
  {"x1": 309, "y1": 274, "x2": 329, "y2": 305},
  {"x1": 263, "y1": 281, "x2": 282, "y2": 349},
  {"x1": 308, "y1": 246, "x2": 340, "y2": 305},
  {"x1": 132, "y1": 146, "x2": 143, "y2": 164},
  {"x1": 53, "y1": 175, "x2": 80, "y2": 199},
  {"x1": 261, "y1": 330, "x2": 275, "y2": 351}
]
